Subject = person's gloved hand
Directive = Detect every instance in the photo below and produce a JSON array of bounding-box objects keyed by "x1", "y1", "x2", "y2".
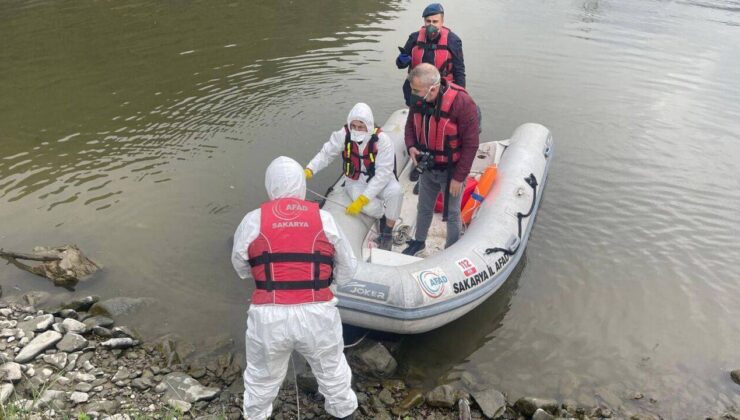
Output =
[
  {"x1": 396, "y1": 47, "x2": 411, "y2": 68},
  {"x1": 346, "y1": 195, "x2": 369, "y2": 216},
  {"x1": 396, "y1": 53, "x2": 411, "y2": 68},
  {"x1": 304, "y1": 168, "x2": 313, "y2": 179}
]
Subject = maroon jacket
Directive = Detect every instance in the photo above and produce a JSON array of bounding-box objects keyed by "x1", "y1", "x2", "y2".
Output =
[{"x1": 405, "y1": 84, "x2": 480, "y2": 182}]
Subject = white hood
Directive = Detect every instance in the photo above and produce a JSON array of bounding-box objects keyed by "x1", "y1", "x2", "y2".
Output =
[
  {"x1": 346, "y1": 103, "x2": 375, "y2": 135},
  {"x1": 264, "y1": 156, "x2": 306, "y2": 200}
]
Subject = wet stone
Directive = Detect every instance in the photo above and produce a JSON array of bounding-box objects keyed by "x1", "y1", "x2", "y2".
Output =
[
  {"x1": 392, "y1": 389, "x2": 424, "y2": 416},
  {"x1": 61, "y1": 296, "x2": 99, "y2": 312},
  {"x1": 58, "y1": 309, "x2": 79, "y2": 319},
  {"x1": 15, "y1": 330, "x2": 62, "y2": 363},
  {"x1": 514, "y1": 397, "x2": 560, "y2": 417},
  {"x1": 354, "y1": 342, "x2": 398, "y2": 378},
  {"x1": 161, "y1": 372, "x2": 220, "y2": 403},
  {"x1": 56, "y1": 333, "x2": 88, "y2": 353},
  {"x1": 89, "y1": 297, "x2": 152, "y2": 317},
  {"x1": 91, "y1": 326, "x2": 113, "y2": 338},
  {"x1": 471, "y1": 388, "x2": 506, "y2": 419},
  {"x1": 84, "y1": 316, "x2": 115, "y2": 329},
  {"x1": 532, "y1": 408, "x2": 555, "y2": 420},
  {"x1": 731, "y1": 370, "x2": 740, "y2": 386},
  {"x1": 426, "y1": 384, "x2": 461, "y2": 408}
]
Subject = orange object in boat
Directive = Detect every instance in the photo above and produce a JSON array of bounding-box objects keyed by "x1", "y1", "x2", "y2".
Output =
[{"x1": 461, "y1": 164, "x2": 497, "y2": 224}]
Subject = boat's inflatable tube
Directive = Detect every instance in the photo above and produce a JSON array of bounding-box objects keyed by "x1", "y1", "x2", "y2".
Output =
[{"x1": 322, "y1": 109, "x2": 553, "y2": 334}]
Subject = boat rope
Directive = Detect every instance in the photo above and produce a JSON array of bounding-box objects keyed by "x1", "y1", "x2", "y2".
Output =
[
  {"x1": 344, "y1": 330, "x2": 370, "y2": 349},
  {"x1": 290, "y1": 353, "x2": 301, "y2": 420},
  {"x1": 485, "y1": 173, "x2": 538, "y2": 256}
]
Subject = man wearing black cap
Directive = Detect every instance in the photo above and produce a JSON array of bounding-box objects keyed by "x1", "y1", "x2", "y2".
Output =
[{"x1": 396, "y1": 3, "x2": 466, "y2": 107}]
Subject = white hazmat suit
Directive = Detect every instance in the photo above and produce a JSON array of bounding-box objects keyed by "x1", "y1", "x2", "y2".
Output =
[
  {"x1": 231, "y1": 156, "x2": 358, "y2": 419},
  {"x1": 307, "y1": 103, "x2": 403, "y2": 221}
]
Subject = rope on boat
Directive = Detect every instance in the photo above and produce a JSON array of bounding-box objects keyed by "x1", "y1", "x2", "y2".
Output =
[{"x1": 485, "y1": 173, "x2": 538, "y2": 256}]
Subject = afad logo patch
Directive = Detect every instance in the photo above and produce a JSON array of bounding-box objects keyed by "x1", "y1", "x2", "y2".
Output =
[
  {"x1": 413, "y1": 267, "x2": 449, "y2": 298},
  {"x1": 271, "y1": 198, "x2": 308, "y2": 221}
]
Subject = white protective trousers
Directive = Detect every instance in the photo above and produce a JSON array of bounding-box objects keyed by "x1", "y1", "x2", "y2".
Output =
[
  {"x1": 243, "y1": 299, "x2": 357, "y2": 420},
  {"x1": 344, "y1": 178, "x2": 402, "y2": 221}
]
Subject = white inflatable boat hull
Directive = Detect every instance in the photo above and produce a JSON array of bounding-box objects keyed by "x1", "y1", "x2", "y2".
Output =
[{"x1": 322, "y1": 109, "x2": 553, "y2": 334}]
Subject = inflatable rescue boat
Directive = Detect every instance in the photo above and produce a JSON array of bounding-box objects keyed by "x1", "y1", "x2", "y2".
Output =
[{"x1": 321, "y1": 109, "x2": 553, "y2": 334}]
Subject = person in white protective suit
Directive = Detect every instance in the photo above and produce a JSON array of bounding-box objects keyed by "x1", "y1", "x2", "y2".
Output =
[
  {"x1": 304, "y1": 103, "x2": 403, "y2": 250},
  {"x1": 231, "y1": 156, "x2": 358, "y2": 420}
]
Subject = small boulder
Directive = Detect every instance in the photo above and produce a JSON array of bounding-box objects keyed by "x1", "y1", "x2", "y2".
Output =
[
  {"x1": 69, "y1": 391, "x2": 89, "y2": 404},
  {"x1": 56, "y1": 333, "x2": 88, "y2": 353},
  {"x1": 61, "y1": 318, "x2": 87, "y2": 334},
  {"x1": 0, "y1": 362, "x2": 22, "y2": 382},
  {"x1": 89, "y1": 297, "x2": 152, "y2": 317},
  {"x1": 514, "y1": 397, "x2": 559, "y2": 417},
  {"x1": 731, "y1": 370, "x2": 740, "y2": 386},
  {"x1": 61, "y1": 296, "x2": 99, "y2": 312},
  {"x1": 471, "y1": 388, "x2": 506, "y2": 419},
  {"x1": 15, "y1": 330, "x2": 62, "y2": 363},
  {"x1": 426, "y1": 384, "x2": 460, "y2": 408},
  {"x1": 161, "y1": 372, "x2": 220, "y2": 403},
  {"x1": 17, "y1": 314, "x2": 54, "y2": 335},
  {"x1": 532, "y1": 408, "x2": 555, "y2": 420},
  {"x1": 83, "y1": 316, "x2": 114, "y2": 329},
  {"x1": 353, "y1": 342, "x2": 397, "y2": 378},
  {"x1": 0, "y1": 383, "x2": 13, "y2": 404}
]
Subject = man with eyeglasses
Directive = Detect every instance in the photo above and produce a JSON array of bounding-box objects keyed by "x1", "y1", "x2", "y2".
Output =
[{"x1": 402, "y1": 63, "x2": 479, "y2": 256}]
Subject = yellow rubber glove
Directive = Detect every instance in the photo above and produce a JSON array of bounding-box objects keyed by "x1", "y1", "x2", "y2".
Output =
[
  {"x1": 346, "y1": 195, "x2": 370, "y2": 216},
  {"x1": 304, "y1": 168, "x2": 313, "y2": 179}
]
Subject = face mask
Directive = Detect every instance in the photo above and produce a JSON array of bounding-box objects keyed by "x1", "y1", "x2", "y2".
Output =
[
  {"x1": 350, "y1": 130, "x2": 369, "y2": 142},
  {"x1": 425, "y1": 24, "x2": 440, "y2": 39},
  {"x1": 410, "y1": 84, "x2": 436, "y2": 107}
]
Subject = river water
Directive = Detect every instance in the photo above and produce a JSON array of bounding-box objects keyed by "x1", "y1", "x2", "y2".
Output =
[{"x1": 1, "y1": 0, "x2": 739, "y2": 416}]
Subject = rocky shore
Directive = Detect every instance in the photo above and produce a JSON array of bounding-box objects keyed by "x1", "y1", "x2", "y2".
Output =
[{"x1": 0, "y1": 292, "x2": 738, "y2": 420}]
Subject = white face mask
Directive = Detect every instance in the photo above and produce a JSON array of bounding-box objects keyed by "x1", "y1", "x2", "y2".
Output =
[{"x1": 350, "y1": 130, "x2": 369, "y2": 142}]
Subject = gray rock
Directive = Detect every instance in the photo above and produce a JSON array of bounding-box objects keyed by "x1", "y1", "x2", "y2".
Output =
[
  {"x1": 353, "y1": 342, "x2": 397, "y2": 377},
  {"x1": 101, "y1": 337, "x2": 138, "y2": 349},
  {"x1": 132, "y1": 376, "x2": 153, "y2": 390},
  {"x1": 378, "y1": 388, "x2": 395, "y2": 406},
  {"x1": 167, "y1": 398, "x2": 192, "y2": 413},
  {"x1": 426, "y1": 384, "x2": 458, "y2": 408},
  {"x1": 296, "y1": 370, "x2": 318, "y2": 394},
  {"x1": 91, "y1": 326, "x2": 113, "y2": 338},
  {"x1": 0, "y1": 383, "x2": 13, "y2": 404},
  {"x1": 56, "y1": 333, "x2": 88, "y2": 352},
  {"x1": 34, "y1": 389, "x2": 66, "y2": 410},
  {"x1": 161, "y1": 372, "x2": 220, "y2": 403},
  {"x1": 75, "y1": 382, "x2": 93, "y2": 392},
  {"x1": 61, "y1": 296, "x2": 100, "y2": 312},
  {"x1": 61, "y1": 318, "x2": 87, "y2": 334},
  {"x1": 731, "y1": 370, "x2": 740, "y2": 386},
  {"x1": 71, "y1": 372, "x2": 95, "y2": 382},
  {"x1": 514, "y1": 397, "x2": 559, "y2": 417},
  {"x1": 58, "y1": 309, "x2": 79, "y2": 319},
  {"x1": 471, "y1": 388, "x2": 506, "y2": 419},
  {"x1": 533, "y1": 408, "x2": 555, "y2": 420},
  {"x1": 22, "y1": 291, "x2": 51, "y2": 307},
  {"x1": 83, "y1": 316, "x2": 115, "y2": 329},
  {"x1": 17, "y1": 314, "x2": 54, "y2": 335},
  {"x1": 15, "y1": 330, "x2": 62, "y2": 363},
  {"x1": 112, "y1": 326, "x2": 140, "y2": 340},
  {"x1": 0, "y1": 328, "x2": 19, "y2": 338},
  {"x1": 89, "y1": 297, "x2": 152, "y2": 317},
  {"x1": 112, "y1": 366, "x2": 132, "y2": 382},
  {"x1": 85, "y1": 399, "x2": 120, "y2": 414},
  {"x1": 0, "y1": 361, "x2": 22, "y2": 382},
  {"x1": 69, "y1": 391, "x2": 89, "y2": 404},
  {"x1": 42, "y1": 352, "x2": 68, "y2": 370}
]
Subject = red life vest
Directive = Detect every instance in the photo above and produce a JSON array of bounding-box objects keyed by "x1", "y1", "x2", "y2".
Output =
[
  {"x1": 411, "y1": 81, "x2": 466, "y2": 167},
  {"x1": 411, "y1": 26, "x2": 454, "y2": 83},
  {"x1": 247, "y1": 198, "x2": 335, "y2": 305},
  {"x1": 342, "y1": 125, "x2": 380, "y2": 181}
]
